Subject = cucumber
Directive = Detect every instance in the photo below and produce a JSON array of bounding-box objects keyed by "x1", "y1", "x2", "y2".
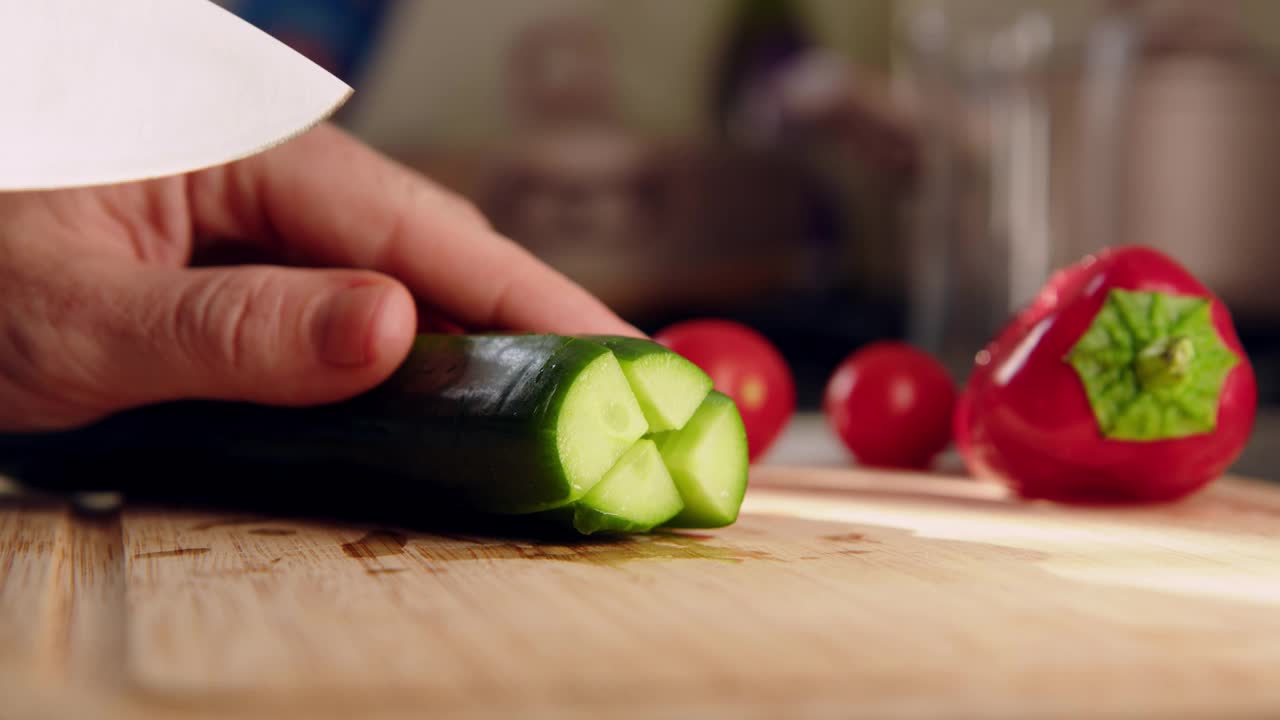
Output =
[
  {"x1": 571, "y1": 439, "x2": 683, "y2": 535},
  {"x1": 0, "y1": 334, "x2": 649, "y2": 515},
  {"x1": 581, "y1": 336, "x2": 713, "y2": 432},
  {"x1": 651, "y1": 391, "x2": 749, "y2": 528},
  {"x1": 0, "y1": 334, "x2": 754, "y2": 534}
]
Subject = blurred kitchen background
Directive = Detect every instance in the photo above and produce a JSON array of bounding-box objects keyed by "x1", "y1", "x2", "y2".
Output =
[{"x1": 218, "y1": 0, "x2": 1279, "y2": 478}]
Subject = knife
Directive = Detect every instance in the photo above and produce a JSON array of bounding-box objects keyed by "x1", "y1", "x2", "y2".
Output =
[{"x1": 0, "y1": 0, "x2": 352, "y2": 191}]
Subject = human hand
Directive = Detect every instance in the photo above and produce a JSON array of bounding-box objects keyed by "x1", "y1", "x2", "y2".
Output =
[{"x1": 0, "y1": 123, "x2": 638, "y2": 432}]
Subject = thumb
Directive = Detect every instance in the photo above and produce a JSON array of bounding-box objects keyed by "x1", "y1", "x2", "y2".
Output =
[{"x1": 72, "y1": 265, "x2": 416, "y2": 416}]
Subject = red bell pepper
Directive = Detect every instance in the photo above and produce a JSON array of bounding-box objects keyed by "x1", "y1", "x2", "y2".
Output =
[{"x1": 955, "y1": 245, "x2": 1257, "y2": 503}]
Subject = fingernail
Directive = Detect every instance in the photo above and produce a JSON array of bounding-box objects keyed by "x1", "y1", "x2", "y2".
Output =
[{"x1": 316, "y1": 284, "x2": 412, "y2": 368}]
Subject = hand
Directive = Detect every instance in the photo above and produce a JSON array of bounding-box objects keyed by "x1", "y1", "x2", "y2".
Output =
[{"x1": 0, "y1": 123, "x2": 638, "y2": 432}]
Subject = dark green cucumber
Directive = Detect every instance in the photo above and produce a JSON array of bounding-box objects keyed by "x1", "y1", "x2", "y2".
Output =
[
  {"x1": 581, "y1": 336, "x2": 713, "y2": 432},
  {"x1": 0, "y1": 334, "x2": 649, "y2": 515},
  {"x1": 571, "y1": 439, "x2": 684, "y2": 535},
  {"x1": 651, "y1": 391, "x2": 749, "y2": 528}
]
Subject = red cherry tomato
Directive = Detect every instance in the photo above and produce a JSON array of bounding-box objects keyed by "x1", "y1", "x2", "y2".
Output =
[
  {"x1": 822, "y1": 341, "x2": 956, "y2": 470},
  {"x1": 653, "y1": 319, "x2": 795, "y2": 462}
]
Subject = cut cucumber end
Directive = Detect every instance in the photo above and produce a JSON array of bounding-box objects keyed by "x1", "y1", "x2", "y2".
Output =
[
  {"x1": 573, "y1": 439, "x2": 684, "y2": 535},
  {"x1": 580, "y1": 336, "x2": 714, "y2": 432},
  {"x1": 555, "y1": 351, "x2": 649, "y2": 500},
  {"x1": 621, "y1": 352, "x2": 714, "y2": 432},
  {"x1": 653, "y1": 391, "x2": 749, "y2": 528}
]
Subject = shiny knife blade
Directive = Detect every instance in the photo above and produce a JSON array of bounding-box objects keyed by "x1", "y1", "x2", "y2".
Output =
[{"x1": 0, "y1": 0, "x2": 352, "y2": 191}]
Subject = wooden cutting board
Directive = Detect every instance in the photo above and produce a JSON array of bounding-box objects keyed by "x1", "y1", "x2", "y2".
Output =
[{"x1": 4, "y1": 465, "x2": 1280, "y2": 720}]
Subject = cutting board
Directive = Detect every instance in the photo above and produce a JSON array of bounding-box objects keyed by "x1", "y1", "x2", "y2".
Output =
[{"x1": 4, "y1": 465, "x2": 1280, "y2": 720}]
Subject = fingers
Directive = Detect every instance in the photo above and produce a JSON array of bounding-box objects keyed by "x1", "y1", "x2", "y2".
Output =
[
  {"x1": 187, "y1": 123, "x2": 642, "y2": 337},
  {"x1": 0, "y1": 256, "x2": 416, "y2": 430},
  {"x1": 118, "y1": 264, "x2": 418, "y2": 405}
]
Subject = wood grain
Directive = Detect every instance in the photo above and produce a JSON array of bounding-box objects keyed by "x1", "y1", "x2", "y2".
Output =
[{"x1": 3, "y1": 466, "x2": 1280, "y2": 719}]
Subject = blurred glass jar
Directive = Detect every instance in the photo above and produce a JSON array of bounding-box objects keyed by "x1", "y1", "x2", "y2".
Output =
[{"x1": 898, "y1": 0, "x2": 1280, "y2": 380}]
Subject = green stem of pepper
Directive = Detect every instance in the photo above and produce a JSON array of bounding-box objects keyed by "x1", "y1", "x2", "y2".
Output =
[
  {"x1": 1134, "y1": 336, "x2": 1195, "y2": 391},
  {"x1": 1066, "y1": 289, "x2": 1240, "y2": 441}
]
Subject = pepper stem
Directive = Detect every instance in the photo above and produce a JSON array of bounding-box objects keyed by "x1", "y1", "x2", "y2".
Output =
[
  {"x1": 1067, "y1": 289, "x2": 1239, "y2": 440},
  {"x1": 1134, "y1": 336, "x2": 1195, "y2": 390}
]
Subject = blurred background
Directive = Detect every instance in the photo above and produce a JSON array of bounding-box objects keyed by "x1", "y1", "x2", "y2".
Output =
[{"x1": 217, "y1": 0, "x2": 1279, "y2": 477}]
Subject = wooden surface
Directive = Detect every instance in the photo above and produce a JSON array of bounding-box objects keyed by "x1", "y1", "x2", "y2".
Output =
[{"x1": 4, "y1": 466, "x2": 1280, "y2": 720}]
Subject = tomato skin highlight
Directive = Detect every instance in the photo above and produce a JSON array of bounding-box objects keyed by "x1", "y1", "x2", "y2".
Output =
[
  {"x1": 652, "y1": 319, "x2": 795, "y2": 462},
  {"x1": 822, "y1": 342, "x2": 957, "y2": 470},
  {"x1": 955, "y1": 245, "x2": 1258, "y2": 504}
]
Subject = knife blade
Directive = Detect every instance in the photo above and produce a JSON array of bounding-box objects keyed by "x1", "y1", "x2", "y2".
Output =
[{"x1": 0, "y1": 0, "x2": 352, "y2": 191}]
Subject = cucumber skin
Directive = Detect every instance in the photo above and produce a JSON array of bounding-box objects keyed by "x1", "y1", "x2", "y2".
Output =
[
  {"x1": 523, "y1": 499, "x2": 677, "y2": 536},
  {"x1": 0, "y1": 334, "x2": 618, "y2": 515},
  {"x1": 578, "y1": 335, "x2": 668, "y2": 362}
]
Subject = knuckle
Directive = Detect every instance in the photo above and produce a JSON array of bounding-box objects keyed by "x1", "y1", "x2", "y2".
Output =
[
  {"x1": 0, "y1": 314, "x2": 56, "y2": 401},
  {"x1": 173, "y1": 270, "x2": 289, "y2": 374},
  {"x1": 377, "y1": 180, "x2": 492, "y2": 263},
  {"x1": 0, "y1": 276, "x2": 107, "y2": 429}
]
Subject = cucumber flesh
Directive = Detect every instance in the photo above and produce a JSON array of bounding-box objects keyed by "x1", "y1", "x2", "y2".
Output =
[
  {"x1": 555, "y1": 351, "x2": 651, "y2": 501},
  {"x1": 582, "y1": 336, "x2": 713, "y2": 432},
  {"x1": 651, "y1": 391, "x2": 749, "y2": 528},
  {"x1": 572, "y1": 439, "x2": 683, "y2": 535}
]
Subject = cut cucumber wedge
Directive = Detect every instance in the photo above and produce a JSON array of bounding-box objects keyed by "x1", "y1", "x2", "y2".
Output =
[
  {"x1": 572, "y1": 439, "x2": 684, "y2": 535},
  {"x1": 582, "y1": 336, "x2": 713, "y2": 432},
  {"x1": 651, "y1": 391, "x2": 750, "y2": 528}
]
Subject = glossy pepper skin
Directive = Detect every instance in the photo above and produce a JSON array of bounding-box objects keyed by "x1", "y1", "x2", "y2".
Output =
[{"x1": 955, "y1": 245, "x2": 1257, "y2": 504}]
